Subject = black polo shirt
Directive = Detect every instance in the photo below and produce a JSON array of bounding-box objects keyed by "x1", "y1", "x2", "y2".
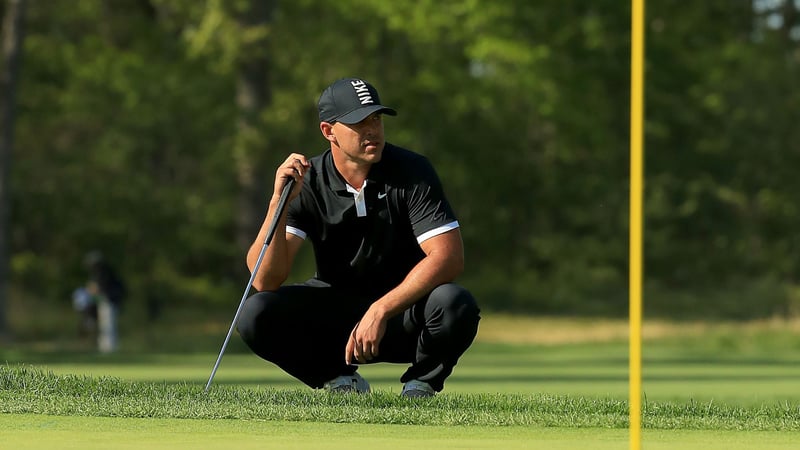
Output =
[{"x1": 286, "y1": 143, "x2": 459, "y2": 296}]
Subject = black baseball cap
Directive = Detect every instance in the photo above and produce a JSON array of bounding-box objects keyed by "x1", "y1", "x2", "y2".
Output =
[{"x1": 318, "y1": 78, "x2": 397, "y2": 124}]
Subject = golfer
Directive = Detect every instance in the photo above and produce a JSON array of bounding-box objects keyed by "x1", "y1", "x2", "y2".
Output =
[{"x1": 238, "y1": 78, "x2": 480, "y2": 398}]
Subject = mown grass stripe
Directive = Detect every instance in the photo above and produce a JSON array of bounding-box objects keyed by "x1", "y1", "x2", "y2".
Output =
[{"x1": 1, "y1": 365, "x2": 798, "y2": 430}]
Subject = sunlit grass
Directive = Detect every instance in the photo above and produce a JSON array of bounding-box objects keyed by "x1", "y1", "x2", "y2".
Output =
[{"x1": 1, "y1": 365, "x2": 799, "y2": 431}]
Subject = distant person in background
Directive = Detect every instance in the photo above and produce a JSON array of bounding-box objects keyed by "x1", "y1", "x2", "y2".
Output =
[
  {"x1": 83, "y1": 251, "x2": 126, "y2": 353},
  {"x1": 71, "y1": 286, "x2": 98, "y2": 340}
]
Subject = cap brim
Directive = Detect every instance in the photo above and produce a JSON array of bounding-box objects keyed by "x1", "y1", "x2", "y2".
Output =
[{"x1": 336, "y1": 105, "x2": 397, "y2": 124}]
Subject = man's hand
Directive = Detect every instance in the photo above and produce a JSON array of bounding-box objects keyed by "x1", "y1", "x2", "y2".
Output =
[
  {"x1": 345, "y1": 307, "x2": 387, "y2": 365},
  {"x1": 276, "y1": 153, "x2": 310, "y2": 201}
]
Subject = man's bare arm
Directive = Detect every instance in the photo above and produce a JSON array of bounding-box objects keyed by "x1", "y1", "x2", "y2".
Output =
[
  {"x1": 247, "y1": 154, "x2": 309, "y2": 291},
  {"x1": 346, "y1": 228, "x2": 464, "y2": 363}
]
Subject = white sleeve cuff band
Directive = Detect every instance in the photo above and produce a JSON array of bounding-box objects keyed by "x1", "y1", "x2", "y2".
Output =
[
  {"x1": 416, "y1": 221, "x2": 460, "y2": 244},
  {"x1": 286, "y1": 226, "x2": 307, "y2": 240}
]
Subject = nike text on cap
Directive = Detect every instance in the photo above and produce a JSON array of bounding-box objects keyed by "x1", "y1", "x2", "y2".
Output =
[{"x1": 318, "y1": 78, "x2": 398, "y2": 124}]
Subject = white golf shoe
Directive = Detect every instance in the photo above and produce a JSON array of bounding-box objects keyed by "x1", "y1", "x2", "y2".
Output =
[
  {"x1": 401, "y1": 379, "x2": 435, "y2": 398},
  {"x1": 322, "y1": 372, "x2": 371, "y2": 393}
]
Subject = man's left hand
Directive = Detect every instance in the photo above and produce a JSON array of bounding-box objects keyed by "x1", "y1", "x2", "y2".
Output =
[{"x1": 345, "y1": 307, "x2": 387, "y2": 365}]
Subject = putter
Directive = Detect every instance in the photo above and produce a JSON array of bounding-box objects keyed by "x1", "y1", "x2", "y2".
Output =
[{"x1": 205, "y1": 176, "x2": 297, "y2": 392}]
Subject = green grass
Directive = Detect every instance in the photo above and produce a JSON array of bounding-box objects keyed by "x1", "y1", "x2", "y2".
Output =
[
  {"x1": 1, "y1": 364, "x2": 799, "y2": 431},
  {"x1": 7, "y1": 339, "x2": 800, "y2": 404},
  {"x1": 2, "y1": 365, "x2": 800, "y2": 449},
  {"x1": 4, "y1": 415, "x2": 800, "y2": 450},
  {"x1": 3, "y1": 313, "x2": 800, "y2": 448},
  {"x1": 2, "y1": 345, "x2": 800, "y2": 431}
]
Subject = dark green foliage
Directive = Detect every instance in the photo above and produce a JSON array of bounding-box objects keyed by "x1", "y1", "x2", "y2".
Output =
[{"x1": 6, "y1": 0, "x2": 800, "y2": 318}]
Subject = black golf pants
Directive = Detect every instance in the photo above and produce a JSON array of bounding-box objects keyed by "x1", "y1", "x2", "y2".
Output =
[{"x1": 237, "y1": 280, "x2": 480, "y2": 392}]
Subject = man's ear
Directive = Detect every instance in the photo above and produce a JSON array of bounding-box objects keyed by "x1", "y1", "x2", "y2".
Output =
[{"x1": 320, "y1": 122, "x2": 336, "y2": 143}]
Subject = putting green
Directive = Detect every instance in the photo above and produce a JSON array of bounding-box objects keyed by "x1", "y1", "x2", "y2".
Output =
[{"x1": 2, "y1": 414, "x2": 799, "y2": 449}]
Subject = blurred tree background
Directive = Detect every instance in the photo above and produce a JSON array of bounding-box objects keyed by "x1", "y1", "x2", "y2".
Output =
[{"x1": 1, "y1": 0, "x2": 798, "y2": 339}]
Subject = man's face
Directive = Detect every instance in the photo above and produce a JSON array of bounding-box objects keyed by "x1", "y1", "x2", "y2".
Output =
[{"x1": 331, "y1": 112, "x2": 386, "y2": 164}]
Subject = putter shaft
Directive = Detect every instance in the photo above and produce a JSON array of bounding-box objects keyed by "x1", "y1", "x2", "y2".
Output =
[{"x1": 205, "y1": 177, "x2": 296, "y2": 392}]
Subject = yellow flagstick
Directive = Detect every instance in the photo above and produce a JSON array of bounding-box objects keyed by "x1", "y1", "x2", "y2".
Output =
[{"x1": 629, "y1": 0, "x2": 645, "y2": 449}]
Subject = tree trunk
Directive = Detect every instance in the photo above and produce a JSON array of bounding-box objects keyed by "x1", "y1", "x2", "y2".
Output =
[
  {"x1": 233, "y1": 0, "x2": 275, "y2": 255},
  {"x1": 0, "y1": 0, "x2": 27, "y2": 339},
  {"x1": 781, "y1": 0, "x2": 798, "y2": 43}
]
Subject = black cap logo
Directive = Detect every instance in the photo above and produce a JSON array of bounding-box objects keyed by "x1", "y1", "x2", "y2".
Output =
[{"x1": 318, "y1": 78, "x2": 397, "y2": 124}]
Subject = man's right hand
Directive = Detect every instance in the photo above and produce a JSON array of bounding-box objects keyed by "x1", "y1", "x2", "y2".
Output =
[{"x1": 276, "y1": 153, "x2": 310, "y2": 201}]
